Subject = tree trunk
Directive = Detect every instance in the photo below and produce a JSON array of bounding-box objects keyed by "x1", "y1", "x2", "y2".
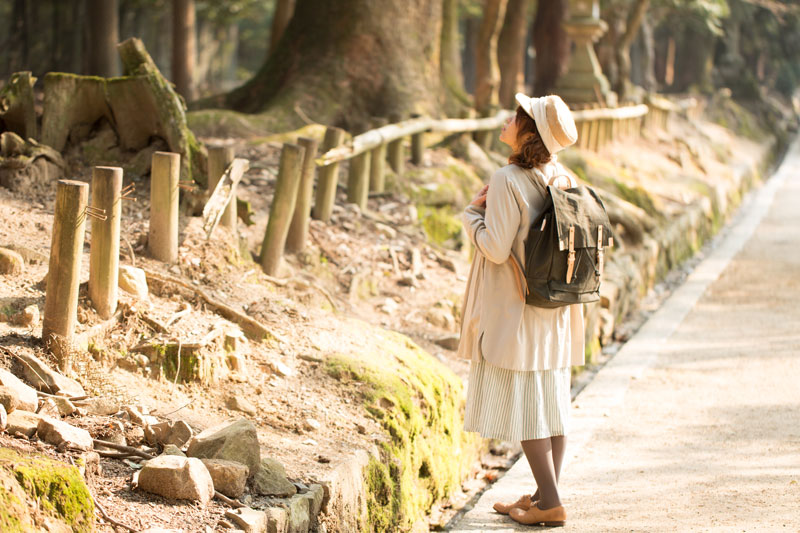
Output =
[
  {"x1": 463, "y1": 15, "x2": 481, "y2": 95},
  {"x1": 532, "y1": 0, "x2": 568, "y2": 96},
  {"x1": 440, "y1": 0, "x2": 469, "y2": 114},
  {"x1": 221, "y1": 0, "x2": 445, "y2": 133},
  {"x1": 498, "y1": 0, "x2": 529, "y2": 108},
  {"x1": 172, "y1": 0, "x2": 196, "y2": 101},
  {"x1": 269, "y1": 0, "x2": 296, "y2": 56},
  {"x1": 474, "y1": 0, "x2": 509, "y2": 115},
  {"x1": 614, "y1": 0, "x2": 649, "y2": 101},
  {"x1": 87, "y1": 0, "x2": 119, "y2": 77},
  {"x1": 639, "y1": 12, "x2": 656, "y2": 92}
]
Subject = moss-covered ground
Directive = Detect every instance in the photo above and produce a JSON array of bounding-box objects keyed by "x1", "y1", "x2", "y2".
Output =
[{"x1": 324, "y1": 323, "x2": 483, "y2": 532}]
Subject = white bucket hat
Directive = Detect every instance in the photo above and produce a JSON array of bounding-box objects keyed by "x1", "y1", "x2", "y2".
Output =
[{"x1": 514, "y1": 93, "x2": 578, "y2": 155}]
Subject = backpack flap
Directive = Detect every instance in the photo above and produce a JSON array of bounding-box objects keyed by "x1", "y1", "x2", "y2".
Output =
[{"x1": 547, "y1": 185, "x2": 614, "y2": 251}]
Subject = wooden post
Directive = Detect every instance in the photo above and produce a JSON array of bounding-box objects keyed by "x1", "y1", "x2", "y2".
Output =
[
  {"x1": 347, "y1": 151, "x2": 370, "y2": 210},
  {"x1": 260, "y1": 143, "x2": 305, "y2": 276},
  {"x1": 89, "y1": 166, "x2": 122, "y2": 320},
  {"x1": 589, "y1": 119, "x2": 600, "y2": 152},
  {"x1": 411, "y1": 114, "x2": 425, "y2": 165},
  {"x1": 369, "y1": 117, "x2": 388, "y2": 193},
  {"x1": 208, "y1": 146, "x2": 236, "y2": 230},
  {"x1": 286, "y1": 137, "x2": 319, "y2": 253},
  {"x1": 578, "y1": 120, "x2": 590, "y2": 149},
  {"x1": 43, "y1": 180, "x2": 89, "y2": 371},
  {"x1": 386, "y1": 112, "x2": 404, "y2": 177},
  {"x1": 312, "y1": 126, "x2": 346, "y2": 222},
  {"x1": 149, "y1": 151, "x2": 180, "y2": 262}
]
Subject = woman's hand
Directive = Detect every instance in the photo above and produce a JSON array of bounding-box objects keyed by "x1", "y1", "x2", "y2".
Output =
[{"x1": 470, "y1": 184, "x2": 489, "y2": 208}]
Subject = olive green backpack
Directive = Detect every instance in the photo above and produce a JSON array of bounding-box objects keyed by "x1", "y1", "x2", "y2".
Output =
[{"x1": 521, "y1": 172, "x2": 615, "y2": 308}]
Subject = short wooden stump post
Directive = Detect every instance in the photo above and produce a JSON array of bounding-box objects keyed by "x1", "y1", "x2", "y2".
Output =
[
  {"x1": 89, "y1": 166, "x2": 122, "y2": 320},
  {"x1": 148, "y1": 151, "x2": 180, "y2": 263},
  {"x1": 347, "y1": 151, "x2": 370, "y2": 211},
  {"x1": 369, "y1": 117, "x2": 388, "y2": 193},
  {"x1": 208, "y1": 146, "x2": 237, "y2": 231},
  {"x1": 387, "y1": 113, "x2": 405, "y2": 177},
  {"x1": 312, "y1": 126, "x2": 346, "y2": 223},
  {"x1": 286, "y1": 136, "x2": 319, "y2": 253},
  {"x1": 260, "y1": 143, "x2": 305, "y2": 276},
  {"x1": 43, "y1": 179, "x2": 89, "y2": 371}
]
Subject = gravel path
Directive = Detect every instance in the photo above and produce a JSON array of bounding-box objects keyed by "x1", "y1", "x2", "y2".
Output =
[{"x1": 450, "y1": 138, "x2": 800, "y2": 532}]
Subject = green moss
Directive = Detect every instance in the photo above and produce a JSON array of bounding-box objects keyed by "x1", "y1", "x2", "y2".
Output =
[
  {"x1": 584, "y1": 337, "x2": 602, "y2": 365},
  {"x1": 613, "y1": 179, "x2": 659, "y2": 215},
  {"x1": 0, "y1": 448, "x2": 94, "y2": 532},
  {"x1": 417, "y1": 206, "x2": 463, "y2": 248},
  {"x1": 324, "y1": 324, "x2": 483, "y2": 532}
]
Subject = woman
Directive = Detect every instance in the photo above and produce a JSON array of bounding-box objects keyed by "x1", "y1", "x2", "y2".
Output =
[{"x1": 459, "y1": 93, "x2": 583, "y2": 527}]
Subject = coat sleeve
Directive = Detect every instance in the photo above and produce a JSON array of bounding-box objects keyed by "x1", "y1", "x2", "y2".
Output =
[{"x1": 462, "y1": 170, "x2": 521, "y2": 264}]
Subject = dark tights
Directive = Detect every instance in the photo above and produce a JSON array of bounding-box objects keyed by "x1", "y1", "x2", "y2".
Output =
[{"x1": 521, "y1": 435, "x2": 566, "y2": 509}]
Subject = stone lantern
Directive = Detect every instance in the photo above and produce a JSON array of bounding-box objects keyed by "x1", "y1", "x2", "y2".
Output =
[{"x1": 555, "y1": 0, "x2": 614, "y2": 106}]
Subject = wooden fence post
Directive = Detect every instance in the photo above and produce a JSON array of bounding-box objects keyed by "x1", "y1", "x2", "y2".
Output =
[
  {"x1": 286, "y1": 137, "x2": 319, "y2": 253},
  {"x1": 149, "y1": 151, "x2": 180, "y2": 262},
  {"x1": 411, "y1": 114, "x2": 425, "y2": 165},
  {"x1": 208, "y1": 146, "x2": 236, "y2": 231},
  {"x1": 312, "y1": 126, "x2": 346, "y2": 222},
  {"x1": 386, "y1": 112, "x2": 404, "y2": 177},
  {"x1": 369, "y1": 117, "x2": 388, "y2": 193},
  {"x1": 43, "y1": 180, "x2": 88, "y2": 371},
  {"x1": 89, "y1": 166, "x2": 122, "y2": 320},
  {"x1": 260, "y1": 143, "x2": 305, "y2": 276},
  {"x1": 347, "y1": 151, "x2": 370, "y2": 210}
]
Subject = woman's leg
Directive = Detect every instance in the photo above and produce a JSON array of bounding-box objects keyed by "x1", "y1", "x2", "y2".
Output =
[
  {"x1": 520, "y1": 437, "x2": 561, "y2": 509},
  {"x1": 551, "y1": 435, "x2": 566, "y2": 481}
]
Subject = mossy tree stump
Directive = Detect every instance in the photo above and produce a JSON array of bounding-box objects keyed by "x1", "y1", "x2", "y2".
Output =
[{"x1": 0, "y1": 71, "x2": 38, "y2": 140}]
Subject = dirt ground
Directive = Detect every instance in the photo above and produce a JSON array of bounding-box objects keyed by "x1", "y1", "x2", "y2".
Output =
[{"x1": 0, "y1": 105, "x2": 771, "y2": 530}]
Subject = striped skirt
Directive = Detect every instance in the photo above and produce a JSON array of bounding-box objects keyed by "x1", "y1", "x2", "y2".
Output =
[{"x1": 464, "y1": 357, "x2": 571, "y2": 442}]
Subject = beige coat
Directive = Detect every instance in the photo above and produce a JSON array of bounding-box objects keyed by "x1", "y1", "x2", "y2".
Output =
[{"x1": 457, "y1": 160, "x2": 585, "y2": 371}]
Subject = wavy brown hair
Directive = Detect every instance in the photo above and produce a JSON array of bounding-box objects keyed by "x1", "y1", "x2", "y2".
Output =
[{"x1": 508, "y1": 106, "x2": 552, "y2": 169}]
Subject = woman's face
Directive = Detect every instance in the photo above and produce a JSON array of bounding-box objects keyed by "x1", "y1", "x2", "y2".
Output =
[{"x1": 499, "y1": 115, "x2": 520, "y2": 150}]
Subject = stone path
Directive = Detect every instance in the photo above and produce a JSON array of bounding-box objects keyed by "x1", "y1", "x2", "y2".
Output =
[{"x1": 449, "y1": 138, "x2": 800, "y2": 532}]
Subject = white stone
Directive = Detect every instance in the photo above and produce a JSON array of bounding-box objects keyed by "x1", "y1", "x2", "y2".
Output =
[
  {"x1": 224, "y1": 507, "x2": 267, "y2": 533},
  {"x1": 201, "y1": 458, "x2": 248, "y2": 499},
  {"x1": 37, "y1": 417, "x2": 93, "y2": 450},
  {"x1": 119, "y1": 265, "x2": 149, "y2": 300},
  {"x1": 137, "y1": 455, "x2": 214, "y2": 504},
  {"x1": 0, "y1": 369, "x2": 38, "y2": 412}
]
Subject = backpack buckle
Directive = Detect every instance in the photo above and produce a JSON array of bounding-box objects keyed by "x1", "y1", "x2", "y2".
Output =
[
  {"x1": 566, "y1": 226, "x2": 575, "y2": 283},
  {"x1": 597, "y1": 226, "x2": 605, "y2": 277}
]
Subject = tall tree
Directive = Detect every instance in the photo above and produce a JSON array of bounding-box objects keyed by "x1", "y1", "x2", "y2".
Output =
[
  {"x1": 475, "y1": 0, "x2": 509, "y2": 115},
  {"x1": 87, "y1": 0, "x2": 119, "y2": 77},
  {"x1": 532, "y1": 0, "x2": 568, "y2": 96},
  {"x1": 614, "y1": 0, "x2": 650, "y2": 100},
  {"x1": 441, "y1": 0, "x2": 469, "y2": 114},
  {"x1": 172, "y1": 0, "x2": 197, "y2": 101},
  {"x1": 269, "y1": 0, "x2": 296, "y2": 56},
  {"x1": 219, "y1": 0, "x2": 446, "y2": 132},
  {"x1": 497, "y1": 0, "x2": 529, "y2": 108}
]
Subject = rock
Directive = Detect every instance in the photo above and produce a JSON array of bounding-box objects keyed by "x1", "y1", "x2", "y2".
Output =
[
  {"x1": 37, "y1": 398, "x2": 60, "y2": 418},
  {"x1": 186, "y1": 418, "x2": 260, "y2": 477},
  {"x1": 37, "y1": 416, "x2": 93, "y2": 450},
  {"x1": 161, "y1": 444, "x2": 186, "y2": 456},
  {"x1": 251, "y1": 457, "x2": 297, "y2": 497},
  {"x1": 78, "y1": 451, "x2": 102, "y2": 478},
  {"x1": 0, "y1": 404, "x2": 6, "y2": 431},
  {"x1": 375, "y1": 223, "x2": 397, "y2": 240},
  {"x1": 0, "y1": 247, "x2": 24, "y2": 275},
  {"x1": 226, "y1": 352, "x2": 247, "y2": 373},
  {"x1": 124, "y1": 405, "x2": 159, "y2": 427},
  {"x1": 0, "y1": 386, "x2": 19, "y2": 414},
  {"x1": 201, "y1": 458, "x2": 248, "y2": 499},
  {"x1": 379, "y1": 298, "x2": 399, "y2": 315},
  {"x1": 6, "y1": 410, "x2": 42, "y2": 437},
  {"x1": 425, "y1": 307, "x2": 455, "y2": 330},
  {"x1": 227, "y1": 395, "x2": 257, "y2": 416},
  {"x1": 288, "y1": 492, "x2": 311, "y2": 532},
  {"x1": 303, "y1": 418, "x2": 321, "y2": 431},
  {"x1": 96, "y1": 420, "x2": 127, "y2": 447},
  {"x1": 12, "y1": 351, "x2": 86, "y2": 397},
  {"x1": 145, "y1": 420, "x2": 194, "y2": 448},
  {"x1": 52, "y1": 396, "x2": 77, "y2": 416},
  {"x1": 598, "y1": 308, "x2": 616, "y2": 345},
  {"x1": 119, "y1": 265, "x2": 149, "y2": 299},
  {"x1": 224, "y1": 507, "x2": 267, "y2": 533},
  {"x1": 0, "y1": 369, "x2": 38, "y2": 412},
  {"x1": 434, "y1": 334, "x2": 460, "y2": 351},
  {"x1": 74, "y1": 397, "x2": 120, "y2": 416},
  {"x1": 136, "y1": 455, "x2": 214, "y2": 504},
  {"x1": 10, "y1": 305, "x2": 39, "y2": 327},
  {"x1": 304, "y1": 484, "x2": 325, "y2": 519},
  {"x1": 271, "y1": 360, "x2": 294, "y2": 378}
]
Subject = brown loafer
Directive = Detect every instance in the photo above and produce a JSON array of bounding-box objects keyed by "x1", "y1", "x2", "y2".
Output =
[
  {"x1": 509, "y1": 503, "x2": 567, "y2": 526},
  {"x1": 492, "y1": 494, "x2": 535, "y2": 515}
]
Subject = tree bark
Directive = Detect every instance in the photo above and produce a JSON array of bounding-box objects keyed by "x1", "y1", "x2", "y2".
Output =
[
  {"x1": 639, "y1": 12, "x2": 656, "y2": 92},
  {"x1": 532, "y1": 0, "x2": 568, "y2": 96},
  {"x1": 87, "y1": 0, "x2": 119, "y2": 77},
  {"x1": 440, "y1": 0, "x2": 468, "y2": 114},
  {"x1": 220, "y1": 0, "x2": 445, "y2": 133},
  {"x1": 269, "y1": 0, "x2": 296, "y2": 56},
  {"x1": 172, "y1": 0, "x2": 196, "y2": 101},
  {"x1": 474, "y1": 0, "x2": 509, "y2": 115},
  {"x1": 498, "y1": 0, "x2": 529, "y2": 108},
  {"x1": 614, "y1": 0, "x2": 650, "y2": 101}
]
